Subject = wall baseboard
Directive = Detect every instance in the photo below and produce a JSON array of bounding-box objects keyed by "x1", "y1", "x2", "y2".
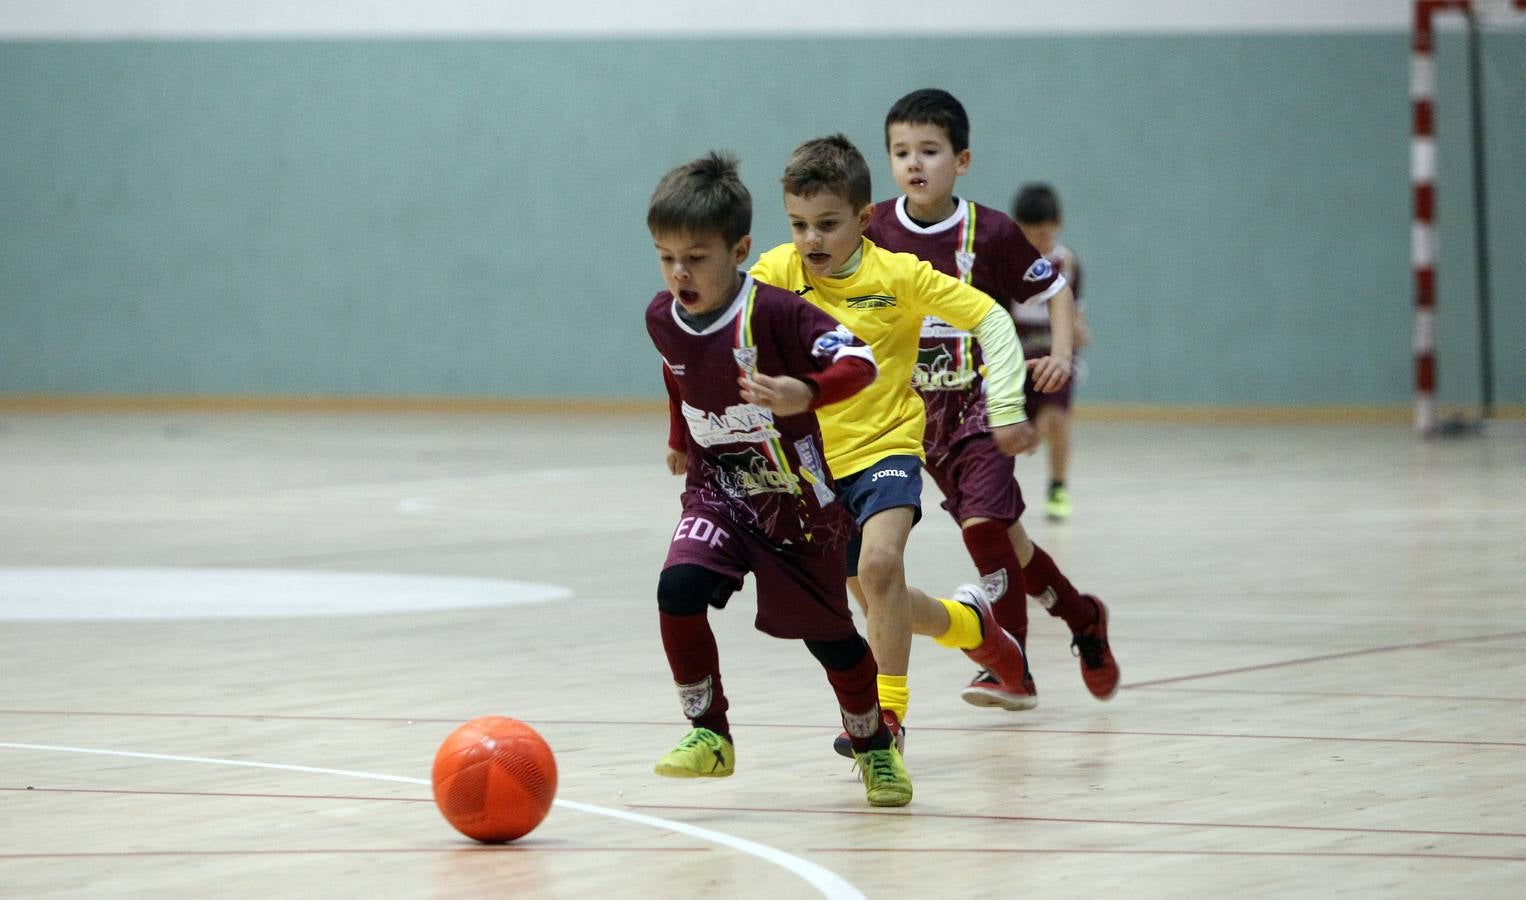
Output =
[{"x1": 2, "y1": 394, "x2": 1522, "y2": 424}]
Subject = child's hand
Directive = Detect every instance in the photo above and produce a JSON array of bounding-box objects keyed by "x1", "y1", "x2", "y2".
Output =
[
  {"x1": 665, "y1": 448, "x2": 687, "y2": 475},
  {"x1": 740, "y1": 372, "x2": 814, "y2": 416},
  {"x1": 991, "y1": 421, "x2": 1040, "y2": 457},
  {"x1": 1027, "y1": 355, "x2": 1072, "y2": 393}
]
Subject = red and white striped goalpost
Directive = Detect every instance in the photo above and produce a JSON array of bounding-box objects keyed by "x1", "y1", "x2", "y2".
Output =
[{"x1": 1410, "y1": 0, "x2": 1526, "y2": 435}]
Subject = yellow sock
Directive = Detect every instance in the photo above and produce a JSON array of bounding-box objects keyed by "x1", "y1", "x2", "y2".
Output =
[
  {"x1": 876, "y1": 674, "x2": 909, "y2": 722},
  {"x1": 933, "y1": 597, "x2": 984, "y2": 650}
]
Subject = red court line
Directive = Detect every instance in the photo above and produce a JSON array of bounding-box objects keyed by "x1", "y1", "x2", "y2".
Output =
[
  {"x1": 1122, "y1": 629, "x2": 1526, "y2": 689},
  {"x1": 815, "y1": 848, "x2": 1526, "y2": 863},
  {"x1": 2, "y1": 786, "x2": 428, "y2": 803},
  {"x1": 3, "y1": 711, "x2": 1520, "y2": 748},
  {"x1": 629, "y1": 804, "x2": 1526, "y2": 840},
  {"x1": 0, "y1": 848, "x2": 709, "y2": 860},
  {"x1": 1131, "y1": 686, "x2": 1526, "y2": 703}
]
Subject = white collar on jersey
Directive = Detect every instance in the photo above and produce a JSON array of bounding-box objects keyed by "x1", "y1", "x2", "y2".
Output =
[
  {"x1": 668, "y1": 272, "x2": 755, "y2": 336},
  {"x1": 893, "y1": 195, "x2": 968, "y2": 235}
]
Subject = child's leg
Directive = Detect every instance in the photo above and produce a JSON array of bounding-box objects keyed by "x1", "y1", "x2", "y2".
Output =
[
  {"x1": 656, "y1": 563, "x2": 733, "y2": 740},
  {"x1": 961, "y1": 516, "x2": 1028, "y2": 647},
  {"x1": 1041, "y1": 407, "x2": 1073, "y2": 487},
  {"x1": 804, "y1": 634, "x2": 889, "y2": 754},
  {"x1": 1008, "y1": 526, "x2": 1094, "y2": 634}
]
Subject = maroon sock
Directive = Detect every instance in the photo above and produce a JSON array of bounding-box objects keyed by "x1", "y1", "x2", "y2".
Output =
[
  {"x1": 1023, "y1": 544, "x2": 1096, "y2": 634},
  {"x1": 658, "y1": 610, "x2": 730, "y2": 740},
  {"x1": 961, "y1": 519, "x2": 1027, "y2": 647},
  {"x1": 818, "y1": 641, "x2": 887, "y2": 753}
]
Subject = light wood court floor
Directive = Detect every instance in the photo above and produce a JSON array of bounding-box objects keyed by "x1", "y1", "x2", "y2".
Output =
[{"x1": 1, "y1": 411, "x2": 1524, "y2": 898}]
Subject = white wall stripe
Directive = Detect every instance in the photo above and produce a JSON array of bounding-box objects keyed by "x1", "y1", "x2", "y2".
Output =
[
  {"x1": 0, "y1": 0, "x2": 1419, "y2": 39},
  {"x1": 0, "y1": 741, "x2": 866, "y2": 900}
]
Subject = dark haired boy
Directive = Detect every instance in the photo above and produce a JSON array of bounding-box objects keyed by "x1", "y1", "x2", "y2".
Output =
[
  {"x1": 864, "y1": 89, "x2": 1118, "y2": 707},
  {"x1": 645, "y1": 151, "x2": 912, "y2": 806}
]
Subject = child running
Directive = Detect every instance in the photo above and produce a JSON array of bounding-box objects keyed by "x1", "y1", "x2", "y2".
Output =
[
  {"x1": 644, "y1": 152, "x2": 912, "y2": 806},
  {"x1": 1012, "y1": 182, "x2": 1090, "y2": 522},
  {"x1": 749, "y1": 134, "x2": 1033, "y2": 760},
  {"x1": 864, "y1": 88, "x2": 1119, "y2": 705}
]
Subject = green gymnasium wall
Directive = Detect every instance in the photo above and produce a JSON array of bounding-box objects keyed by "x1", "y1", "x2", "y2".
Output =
[{"x1": 1, "y1": 34, "x2": 1521, "y2": 407}]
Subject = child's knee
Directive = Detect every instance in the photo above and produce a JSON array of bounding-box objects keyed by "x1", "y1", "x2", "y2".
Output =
[
  {"x1": 658, "y1": 564, "x2": 728, "y2": 616},
  {"x1": 854, "y1": 546, "x2": 904, "y2": 595}
]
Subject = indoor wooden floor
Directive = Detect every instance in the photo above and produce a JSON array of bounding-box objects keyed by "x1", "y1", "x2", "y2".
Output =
[{"x1": 2, "y1": 411, "x2": 1523, "y2": 898}]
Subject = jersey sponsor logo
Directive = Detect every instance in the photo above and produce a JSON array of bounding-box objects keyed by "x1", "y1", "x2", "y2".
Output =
[
  {"x1": 912, "y1": 343, "x2": 976, "y2": 392},
  {"x1": 716, "y1": 447, "x2": 800, "y2": 498},
  {"x1": 794, "y1": 286, "x2": 814, "y2": 297},
  {"x1": 846, "y1": 293, "x2": 896, "y2": 309},
  {"x1": 682, "y1": 400, "x2": 778, "y2": 448},
  {"x1": 955, "y1": 250, "x2": 976, "y2": 278},
  {"x1": 810, "y1": 325, "x2": 856, "y2": 358},
  {"x1": 793, "y1": 435, "x2": 836, "y2": 506},
  {"x1": 870, "y1": 468, "x2": 909, "y2": 482},
  {"x1": 920, "y1": 316, "x2": 969, "y2": 339},
  {"x1": 1022, "y1": 258, "x2": 1054, "y2": 282}
]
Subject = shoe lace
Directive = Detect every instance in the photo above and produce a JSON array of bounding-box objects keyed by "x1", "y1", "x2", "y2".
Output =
[
  {"x1": 677, "y1": 729, "x2": 716, "y2": 751},
  {"x1": 854, "y1": 749, "x2": 898, "y2": 783},
  {"x1": 1071, "y1": 633, "x2": 1107, "y2": 669}
]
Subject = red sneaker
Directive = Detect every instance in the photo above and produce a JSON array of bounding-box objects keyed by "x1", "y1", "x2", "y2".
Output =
[
  {"x1": 953, "y1": 583, "x2": 1030, "y2": 694},
  {"x1": 1072, "y1": 595, "x2": 1119, "y2": 700},
  {"x1": 833, "y1": 708, "x2": 905, "y2": 760},
  {"x1": 960, "y1": 667, "x2": 1039, "y2": 711}
]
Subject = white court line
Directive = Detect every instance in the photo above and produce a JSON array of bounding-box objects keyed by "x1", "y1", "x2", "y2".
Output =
[{"x1": 0, "y1": 741, "x2": 863, "y2": 900}]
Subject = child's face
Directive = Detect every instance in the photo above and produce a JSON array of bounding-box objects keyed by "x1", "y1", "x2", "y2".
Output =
[
  {"x1": 1017, "y1": 221, "x2": 1061, "y2": 256},
  {"x1": 784, "y1": 191, "x2": 872, "y2": 277},
  {"x1": 886, "y1": 121, "x2": 970, "y2": 210},
  {"x1": 653, "y1": 231, "x2": 751, "y2": 315}
]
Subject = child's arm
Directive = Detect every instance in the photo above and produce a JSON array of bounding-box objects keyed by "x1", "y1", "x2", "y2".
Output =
[
  {"x1": 1031, "y1": 283, "x2": 1077, "y2": 393},
  {"x1": 661, "y1": 364, "x2": 687, "y2": 475},
  {"x1": 969, "y1": 305, "x2": 1040, "y2": 456},
  {"x1": 741, "y1": 356, "x2": 875, "y2": 416}
]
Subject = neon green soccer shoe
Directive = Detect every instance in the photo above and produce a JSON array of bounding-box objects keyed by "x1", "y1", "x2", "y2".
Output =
[
  {"x1": 654, "y1": 727, "x2": 735, "y2": 778},
  {"x1": 1045, "y1": 484, "x2": 1072, "y2": 521},
  {"x1": 855, "y1": 745, "x2": 913, "y2": 807}
]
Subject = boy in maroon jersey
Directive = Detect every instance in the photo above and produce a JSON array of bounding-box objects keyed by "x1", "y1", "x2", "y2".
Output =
[
  {"x1": 1012, "y1": 183, "x2": 1089, "y2": 522},
  {"x1": 644, "y1": 152, "x2": 913, "y2": 806},
  {"x1": 864, "y1": 88, "x2": 1119, "y2": 705}
]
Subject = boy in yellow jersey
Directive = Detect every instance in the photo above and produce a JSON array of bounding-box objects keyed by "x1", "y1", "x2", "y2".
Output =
[{"x1": 751, "y1": 134, "x2": 1034, "y2": 757}]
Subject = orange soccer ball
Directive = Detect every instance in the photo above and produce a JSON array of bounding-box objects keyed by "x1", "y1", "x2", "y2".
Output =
[{"x1": 431, "y1": 716, "x2": 558, "y2": 842}]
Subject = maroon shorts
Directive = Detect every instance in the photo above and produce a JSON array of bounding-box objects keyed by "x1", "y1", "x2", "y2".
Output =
[
  {"x1": 662, "y1": 504, "x2": 857, "y2": 641},
  {"x1": 1024, "y1": 369, "x2": 1075, "y2": 417},
  {"x1": 927, "y1": 434, "x2": 1026, "y2": 525}
]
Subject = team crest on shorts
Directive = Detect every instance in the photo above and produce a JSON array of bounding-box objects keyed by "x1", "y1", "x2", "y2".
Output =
[{"x1": 676, "y1": 675, "x2": 713, "y2": 718}]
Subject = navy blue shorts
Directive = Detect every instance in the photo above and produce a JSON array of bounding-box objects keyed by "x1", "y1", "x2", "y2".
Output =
[{"x1": 835, "y1": 454, "x2": 924, "y2": 577}]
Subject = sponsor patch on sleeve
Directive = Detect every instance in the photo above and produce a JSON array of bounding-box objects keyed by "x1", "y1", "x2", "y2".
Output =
[
  {"x1": 1022, "y1": 258, "x2": 1055, "y2": 282},
  {"x1": 811, "y1": 325, "x2": 855, "y2": 358}
]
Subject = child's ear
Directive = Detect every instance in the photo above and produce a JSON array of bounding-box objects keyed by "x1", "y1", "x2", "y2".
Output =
[
  {"x1": 731, "y1": 235, "x2": 752, "y2": 264},
  {"x1": 857, "y1": 204, "x2": 874, "y2": 228},
  {"x1": 955, "y1": 148, "x2": 972, "y2": 176}
]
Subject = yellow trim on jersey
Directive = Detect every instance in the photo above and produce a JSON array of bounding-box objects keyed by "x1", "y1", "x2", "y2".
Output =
[
  {"x1": 750, "y1": 238, "x2": 996, "y2": 477},
  {"x1": 732, "y1": 283, "x2": 800, "y2": 495}
]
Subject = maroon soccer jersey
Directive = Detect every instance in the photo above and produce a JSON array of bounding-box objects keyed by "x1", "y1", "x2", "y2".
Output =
[
  {"x1": 646, "y1": 275, "x2": 872, "y2": 549},
  {"x1": 865, "y1": 197, "x2": 1066, "y2": 461}
]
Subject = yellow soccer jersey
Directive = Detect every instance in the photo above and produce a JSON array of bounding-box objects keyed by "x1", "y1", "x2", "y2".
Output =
[{"x1": 751, "y1": 237, "x2": 997, "y2": 477}]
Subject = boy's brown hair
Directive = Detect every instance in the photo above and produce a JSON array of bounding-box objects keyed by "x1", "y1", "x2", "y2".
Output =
[
  {"x1": 647, "y1": 151, "x2": 752, "y2": 246},
  {"x1": 780, "y1": 134, "x2": 873, "y2": 211}
]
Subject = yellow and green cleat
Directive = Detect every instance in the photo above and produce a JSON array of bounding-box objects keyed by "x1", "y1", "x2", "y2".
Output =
[
  {"x1": 854, "y1": 745, "x2": 913, "y2": 807},
  {"x1": 654, "y1": 727, "x2": 735, "y2": 778},
  {"x1": 1045, "y1": 484, "x2": 1072, "y2": 521}
]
